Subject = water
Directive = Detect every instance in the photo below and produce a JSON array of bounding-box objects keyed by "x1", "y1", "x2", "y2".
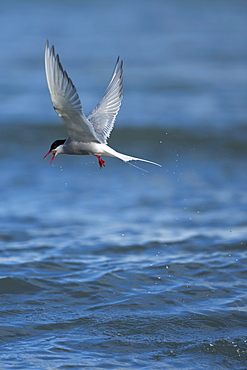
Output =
[{"x1": 0, "y1": 0, "x2": 247, "y2": 369}]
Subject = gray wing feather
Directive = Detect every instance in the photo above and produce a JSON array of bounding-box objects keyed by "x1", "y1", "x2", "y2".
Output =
[
  {"x1": 45, "y1": 41, "x2": 100, "y2": 143},
  {"x1": 87, "y1": 57, "x2": 123, "y2": 144}
]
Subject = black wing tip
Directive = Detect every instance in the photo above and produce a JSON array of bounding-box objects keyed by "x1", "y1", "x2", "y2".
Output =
[
  {"x1": 114, "y1": 57, "x2": 123, "y2": 79},
  {"x1": 116, "y1": 56, "x2": 123, "y2": 67},
  {"x1": 45, "y1": 40, "x2": 74, "y2": 89},
  {"x1": 45, "y1": 40, "x2": 56, "y2": 60},
  {"x1": 46, "y1": 40, "x2": 55, "y2": 58},
  {"x1": 120, "y1": 60, "x2": 123, "y2": 72}
]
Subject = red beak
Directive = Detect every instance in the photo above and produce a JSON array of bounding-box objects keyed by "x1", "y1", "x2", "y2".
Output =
[
  {"x1": 43, "y1": 151, "x2": 51, "y2": 159},
  {"x1": 43, "y1": 151, "x2": 56, "y2": 164}
]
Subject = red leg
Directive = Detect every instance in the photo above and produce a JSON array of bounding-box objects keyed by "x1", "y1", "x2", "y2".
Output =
[{"x1": 95, "y1": 155, "x2": 105, "y2": 168}]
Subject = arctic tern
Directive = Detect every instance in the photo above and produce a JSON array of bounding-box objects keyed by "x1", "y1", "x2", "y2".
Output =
[{"x1": 43, "y1": 41, "x2": 161, "y2": 169}]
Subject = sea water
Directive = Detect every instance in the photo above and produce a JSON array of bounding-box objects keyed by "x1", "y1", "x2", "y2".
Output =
[{"x1": 0, "y1": 1, "x2": 247, "y2": 368}]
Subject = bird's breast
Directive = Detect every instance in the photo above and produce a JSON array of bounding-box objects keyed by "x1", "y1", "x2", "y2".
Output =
[{"x1": 63, "y1": 141, "x2": 105, "y2": 156}]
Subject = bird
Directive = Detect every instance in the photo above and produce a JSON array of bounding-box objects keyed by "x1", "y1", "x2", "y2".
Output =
[{"x1": 43, "y1": 41, "x2": 161, "y2": 169}]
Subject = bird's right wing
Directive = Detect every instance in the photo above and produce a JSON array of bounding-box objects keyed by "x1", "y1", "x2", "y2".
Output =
[
  {"x1": 45, "y1": 41, "x2": 100, "y2": 143},
  {"x1": 87, "y1": 57, "x2": 123, "y2": 143}
]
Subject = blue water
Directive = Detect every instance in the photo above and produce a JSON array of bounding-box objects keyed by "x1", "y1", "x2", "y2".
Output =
[{"x1": 0, "y1": 0, "x2": 247, "y2": 369}]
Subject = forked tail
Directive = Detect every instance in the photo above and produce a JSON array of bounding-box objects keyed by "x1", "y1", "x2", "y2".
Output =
[{"x1": 102, "y1": 145, "x2": 161, "y2": 167}]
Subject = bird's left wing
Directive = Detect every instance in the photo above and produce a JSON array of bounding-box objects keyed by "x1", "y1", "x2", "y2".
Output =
[
  {"x1": 87, "y1": 57, "x2": 123, "y2": 144},
  {"x1": 45, "y1": 41, "x2": 100, "y2": 143}
]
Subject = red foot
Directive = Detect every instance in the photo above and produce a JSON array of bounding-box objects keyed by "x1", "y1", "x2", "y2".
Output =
[{"x1": 95, "y1": 155, "x2": 105, "y2": 168}]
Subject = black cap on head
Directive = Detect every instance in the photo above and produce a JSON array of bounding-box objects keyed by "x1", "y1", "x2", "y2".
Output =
[{"x1": 50, "y1": 139, "x2": 66, "y2": 151}]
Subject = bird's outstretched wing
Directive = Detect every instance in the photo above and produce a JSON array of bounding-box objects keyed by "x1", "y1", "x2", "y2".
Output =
[
  {"x1": 45, "y1": 41, "x2": 100, "y2": 143},
  {"x1": 87, "y1": 57, "x2": 123, "y2": 144}
]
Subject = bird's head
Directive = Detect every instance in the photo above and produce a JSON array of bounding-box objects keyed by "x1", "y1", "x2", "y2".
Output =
[{"x1": 43, "y1": 139, "x2": 66, "y2": 164}]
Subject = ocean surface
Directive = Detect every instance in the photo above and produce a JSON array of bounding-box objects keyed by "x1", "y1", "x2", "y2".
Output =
[{"x1": 0, "y1": 0, "x2": 247, "y2": 369}]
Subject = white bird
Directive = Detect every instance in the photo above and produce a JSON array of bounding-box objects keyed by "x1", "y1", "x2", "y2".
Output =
[{"x1": 43, "y1": 41, "x2": 161, "y2": 169}]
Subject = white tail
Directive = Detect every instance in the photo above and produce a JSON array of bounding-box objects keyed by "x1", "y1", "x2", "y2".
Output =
[{"x1": 102, "y1": 144, "x2": 161, "y2": 167}]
